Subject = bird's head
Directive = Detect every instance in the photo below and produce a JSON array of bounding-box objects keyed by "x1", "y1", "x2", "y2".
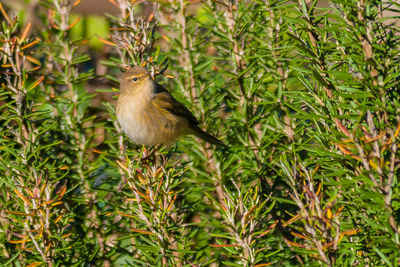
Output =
[{"x1": 120, "y1": 66, "x2": 152, "y2": 95}]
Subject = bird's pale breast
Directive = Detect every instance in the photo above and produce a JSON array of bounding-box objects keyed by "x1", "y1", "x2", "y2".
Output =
[{"x1": 116, "y1": 94, "x2": 188, "y2": 145}]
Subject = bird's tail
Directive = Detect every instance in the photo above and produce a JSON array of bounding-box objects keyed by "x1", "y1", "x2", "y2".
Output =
[{"x1": 190, "y1": 125, "x2": 227, "y2": 147}]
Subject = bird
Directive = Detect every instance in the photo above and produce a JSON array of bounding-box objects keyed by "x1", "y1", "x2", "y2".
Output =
[{"x1": 116, "y1": 66, "x2": 226, "y2": 147}]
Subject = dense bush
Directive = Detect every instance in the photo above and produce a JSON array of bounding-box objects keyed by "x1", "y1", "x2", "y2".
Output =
[{"x1": 0, "y1": 0, "x2": 399, "y2": 265}]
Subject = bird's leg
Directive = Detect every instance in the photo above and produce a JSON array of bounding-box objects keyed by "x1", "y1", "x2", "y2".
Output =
[
  {"x1": 141, "y1": 145, "x2": 149, "y2": 159},
  {"x1": 140, "y1": 145, "x2": 162, "y2": 162},
  {"x1": 161, "y1": 153, "x2": 167, "y2": 166}
]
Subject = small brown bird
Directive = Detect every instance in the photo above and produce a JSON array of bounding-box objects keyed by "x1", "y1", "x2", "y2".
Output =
[{"x1": 116, "y1": 66, "x2": 226, "y2": 147}]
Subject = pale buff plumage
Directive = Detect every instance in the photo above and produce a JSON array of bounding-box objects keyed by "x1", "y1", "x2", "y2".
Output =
[{"x1": 116, "y1": 66, "x2": 226, "y2": 147}]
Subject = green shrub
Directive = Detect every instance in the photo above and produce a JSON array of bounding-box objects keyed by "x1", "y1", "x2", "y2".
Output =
[{"x1": 0, "y1": 0, "x2": 399, "y2": 265}]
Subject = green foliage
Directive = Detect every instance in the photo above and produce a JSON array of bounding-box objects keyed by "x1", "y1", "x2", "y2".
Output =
[{"x1": 0, "y1": 0, "x2": 399, "y2": 266}]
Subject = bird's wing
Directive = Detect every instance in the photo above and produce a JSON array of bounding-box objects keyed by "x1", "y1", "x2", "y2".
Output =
[{"x1": 152, "y1": 83, "x2": 199, "y2": 125}]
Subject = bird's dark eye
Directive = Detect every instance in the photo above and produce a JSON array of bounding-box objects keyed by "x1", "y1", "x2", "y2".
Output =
[{"x1": 133, "y1": 77, "x2": 138, "y2": 81}]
